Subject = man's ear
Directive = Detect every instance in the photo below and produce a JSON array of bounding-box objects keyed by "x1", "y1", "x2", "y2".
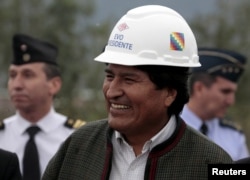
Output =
[
  {"x1": 48, "y1": 77, "x2": 62, "y2": 96},
  {"x1": 164, "y1": 88, "x2": 177, "y2": 107},
  {"x1": 193, "y1": 81, "x2": 206, "y2": 97}
]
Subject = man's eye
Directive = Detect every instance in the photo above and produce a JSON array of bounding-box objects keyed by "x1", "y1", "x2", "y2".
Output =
[
  {"x1": 9, "y1": 73, "x2": 16, "y2": 78},
  {"x1": 105, "y1": 74, "x2": 114, "y2": 79},
  {"x1": 24, "y1": 73, "x2": 34, "y2": 78},
  {"x1": 125, "y1": 78, "x2": 136, "y2": 83}
]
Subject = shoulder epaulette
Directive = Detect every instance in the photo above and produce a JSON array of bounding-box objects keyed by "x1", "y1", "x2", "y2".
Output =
[
  {"x1": 219, "y1": 118, "x2": 243, "y2": 132},
  {"x1": 64, "y1": 118, "x2": 86, "y2": 129},
  {"x1": 0, "y1": 121, "x2": 5, "y2": 130}
]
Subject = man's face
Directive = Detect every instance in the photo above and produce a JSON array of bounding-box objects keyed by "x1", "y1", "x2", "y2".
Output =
[
  {"x1": 102, "y1": 64, "x2": 174, "y2": 138},
  {"x1": 200, "y1": 76, "x2": 237, "y2": 119},
  {"x1": 8, "y1": 63, "x2": 56, "y2": 113}
]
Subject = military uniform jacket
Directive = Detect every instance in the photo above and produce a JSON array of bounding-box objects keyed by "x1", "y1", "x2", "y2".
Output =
[
  {"x1": 0, "y1": 107, "x2": 79, "y2": 176},
  {"x1": 43, "y1": 117, "x2": 232, "y2": 180},
  {"x1": 181, "y1": 105, "x2": 249, "y2": 160},
  {"x1": 0, "y1": 149, "x2": 22, "y2": 180}
]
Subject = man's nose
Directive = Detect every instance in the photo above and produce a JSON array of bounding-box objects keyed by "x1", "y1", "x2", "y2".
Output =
[{"x1": 105, "y1": 79, "x2": 123, "y2": 99}]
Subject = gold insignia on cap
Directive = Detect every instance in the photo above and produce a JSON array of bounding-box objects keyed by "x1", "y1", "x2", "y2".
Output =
[
  {"x1": 23, "y1": 53, "x2": 31, "y2": 62},
  {"x1": 20, "y1": 44, "x2": 27, "y2": 51}
]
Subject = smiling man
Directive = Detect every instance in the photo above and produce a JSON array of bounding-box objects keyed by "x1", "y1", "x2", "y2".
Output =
[{"x1": 43, "y1": 5, "x2": 233, "y2": 180}]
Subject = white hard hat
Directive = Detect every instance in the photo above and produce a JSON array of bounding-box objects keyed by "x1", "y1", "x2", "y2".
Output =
[{"x1": 95, "y1": 5, "x2": 200, "y2": 67}]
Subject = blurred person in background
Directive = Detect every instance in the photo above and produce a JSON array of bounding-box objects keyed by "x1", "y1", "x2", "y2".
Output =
[
  {"x1": 181, "y1": 47, "x2": 249, "y2": 161},
  {"x1": 0, "y1": 34, "x2": 85, "y2": 180}
]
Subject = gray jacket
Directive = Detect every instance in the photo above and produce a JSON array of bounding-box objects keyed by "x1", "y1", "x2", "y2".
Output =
[{"x1": 43, "y1": 118, "x2": 233, "y2": 180}]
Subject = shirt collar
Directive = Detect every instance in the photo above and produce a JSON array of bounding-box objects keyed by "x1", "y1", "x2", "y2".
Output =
[
  {"x1": 181, "y1": 104, "x2": 204, "y2": 129},
  {"x1": 114, "y1": 115, "x2": 177, "y2": 152},
  {"x1": 181, "y1": 104, "x2": 218, "y2": 133},
  {"x1": 13, "y1": 107, "x2": 65, "y2": 134}
]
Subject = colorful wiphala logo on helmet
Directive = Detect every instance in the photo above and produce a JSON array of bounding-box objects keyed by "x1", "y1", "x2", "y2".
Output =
[{"x1": 170, "y1": 32, "x2": 184, "y2": 51}]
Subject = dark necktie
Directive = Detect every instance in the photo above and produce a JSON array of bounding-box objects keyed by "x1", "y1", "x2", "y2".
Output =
[
  {"x1": 23, "y1": 126, "x2": 41, "y2": 180},
  {"x1": 200, "y1": 123, "x2": 208, "y2": 135}
]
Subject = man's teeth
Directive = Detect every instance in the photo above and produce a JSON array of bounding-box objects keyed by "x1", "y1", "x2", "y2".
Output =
[{"x1": 111, "y1": 104, "x2": 130, "y2": 109}]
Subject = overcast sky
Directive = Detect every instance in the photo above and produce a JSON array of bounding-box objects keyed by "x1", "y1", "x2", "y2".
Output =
[{"x1": 94, "y1": 0, "x2": 218, "y2": 24}]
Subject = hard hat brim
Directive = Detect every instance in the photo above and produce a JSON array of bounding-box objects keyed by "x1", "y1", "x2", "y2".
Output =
[{"x1": 94, "y1": 51, "x2": 201, "y2": 67}]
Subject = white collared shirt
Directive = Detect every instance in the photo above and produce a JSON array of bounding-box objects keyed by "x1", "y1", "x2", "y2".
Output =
[
  {"x1": 0, "y1": 107, "x2": 74, "y2": 176},
  {"x1": 109, "y1": 115, "x2": 176, "y2": 180},
  {"x1": 181, "y1": 104, "x2": 249, "y2": 160}
]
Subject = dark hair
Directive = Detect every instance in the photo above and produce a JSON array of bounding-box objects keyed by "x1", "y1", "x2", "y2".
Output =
[
  {"x1": 42, "y1": 63, "x2": 61, "y2": 80},
  {"x1": 136, "y1": 65, "x2": 190, "y2": 117},
  {"x1": 188, "y1": 72, "x2": 216, "y2": 96}
]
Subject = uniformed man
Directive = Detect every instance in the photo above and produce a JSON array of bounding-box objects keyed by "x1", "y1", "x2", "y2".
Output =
[
  {"x1": 0, "y1": 34, "x2": 85, "y2": 180},
  {"x1": 181, "y1": 47, "x2": 249, "y2": 161}
]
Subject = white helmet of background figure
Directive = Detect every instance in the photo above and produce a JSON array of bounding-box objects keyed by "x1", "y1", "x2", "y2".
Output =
[{"x1": 95, "y1": 5, "x2": 200, "y2": 67}]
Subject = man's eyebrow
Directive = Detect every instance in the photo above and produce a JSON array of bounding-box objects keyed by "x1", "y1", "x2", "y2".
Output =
[
  {"x1": 104, "y1": 68, "x2": 112, "y2": 74},
  {"x1": 107, "y1": 71, "x2": 140, "y2": 79}
]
